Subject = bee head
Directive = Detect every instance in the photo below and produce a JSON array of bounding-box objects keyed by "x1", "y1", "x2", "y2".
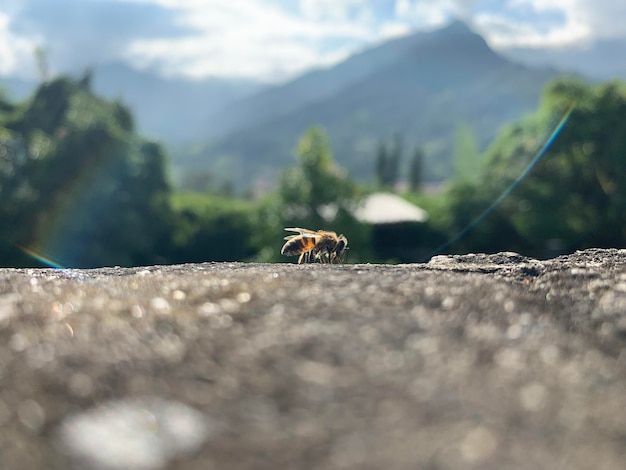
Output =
[{"x1": 334, "y1": 235, "x2": 348, "y2": 261}]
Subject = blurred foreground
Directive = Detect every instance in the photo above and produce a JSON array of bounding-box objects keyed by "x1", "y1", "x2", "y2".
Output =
[{"x1": 1, "y1": 249, "x2": 626, "y2": 469}]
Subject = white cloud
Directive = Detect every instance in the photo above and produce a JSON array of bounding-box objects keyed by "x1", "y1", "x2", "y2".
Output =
[
  {"x1": 475, "y1": 0, "x2": 626, "y2": 49},
  {"x1": 475, "y1": 1, "x2": 587, "y2": 48},
  {"x1": 1, "y1": 0, "x2": 626, "y2": 81},
  {"x1": 125, "y1": 0, "x2": 374, "y2": 81},
  {"x1": 475, "y1": 15, "x2": 588, "y2": 49},
  {"x1": 395, "y1": 0, "x2": 411, "y2": 17},
  {"x1": 524, "y1": 0, "x2": 626, "y2": 40},
  {"x1": 394, "y1": 0, "x2": 457, "y2": 27},
  {"x1": 390, "y1": 0, "x2": 626, "y2": 49},
  {"x1": 299, "y1": 0, "x2": 367, "y2": 20},
  {"x1": 393, "y1": 0, "x2": 481, "y2": 29},
  {"x1": 0, "y1": 12, "x2": 38, "y2": 78},
  {"x1": 378, "y1": 21, "x2": 411, "y2": 40}
]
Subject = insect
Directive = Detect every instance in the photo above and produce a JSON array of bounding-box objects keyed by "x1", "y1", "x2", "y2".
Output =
[{"x1": 281, "y1": 228, "x2": 348, "y2": 264}]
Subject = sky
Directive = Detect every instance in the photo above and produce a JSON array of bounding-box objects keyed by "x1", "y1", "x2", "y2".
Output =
[{"x1": 1, "y1": 0, "x2": 625, "y2": 82}]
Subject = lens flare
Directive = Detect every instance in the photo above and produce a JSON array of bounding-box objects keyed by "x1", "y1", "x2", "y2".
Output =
[
  {"x1": 18, "y1": 244, "x2": 67, "y2": 270},
  {"x1": 423, "y1": 103, "x2": 575, "y2": 261}
]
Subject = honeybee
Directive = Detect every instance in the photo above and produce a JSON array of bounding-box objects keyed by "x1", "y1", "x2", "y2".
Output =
[{"x1": 281, "y1": 228, "x2": 348, "y2": 264}]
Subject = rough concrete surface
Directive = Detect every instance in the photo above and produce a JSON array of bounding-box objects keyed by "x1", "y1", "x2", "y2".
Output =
[{"x1": 1, "y1": 249, "x2": 626, "y2": 469}]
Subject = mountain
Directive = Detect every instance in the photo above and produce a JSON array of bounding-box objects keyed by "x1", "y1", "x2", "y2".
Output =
[
  {"x1": 91, "y1": 63, "x2": 264, "y2": 143},
  {"x1": 500, "y1": 38, "x2": 626, "y2": 82},
  {"x1": 185, "y1": 21, "x2": 562, "y2": 190},
  {"x1": 0, "y1": 64, "x2": 266, "y2": 143},
  {"x1": 201, "y1": 24, "x2": 463, "y2": 138}
]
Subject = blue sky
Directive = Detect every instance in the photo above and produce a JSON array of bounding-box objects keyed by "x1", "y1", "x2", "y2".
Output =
[{"x1": 1, "y1": 0, "x2": 624, "y2": 82}]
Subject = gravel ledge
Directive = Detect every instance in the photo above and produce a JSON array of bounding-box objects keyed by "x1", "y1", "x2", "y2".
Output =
[{"x1": 1, "y1": 248, "x2": 626, "y2": 470}]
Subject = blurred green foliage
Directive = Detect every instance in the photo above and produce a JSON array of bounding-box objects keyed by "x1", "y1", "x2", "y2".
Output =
[
  {"x1": 168, "y1": 192, "x2": 256, "y2": 263},
  {"x1": 408, "y1": 146, "x2": 424, "y2": 192},
  {"x1": 433, "y1": 77, "x2": 626, "y2": 258},
  {"x1": 1, "y1": 75, "x2": 626, "y2": 267},
  {"x1": 453, "y1": 121, "x2": 482, "y2": 183},
  {"x1": 375, "y1": 134, "x2": 402, "y2": 188},
  {"x1": 0, "y1": 76, "x2": 171, "y2": 267},
  {"x1": 252, "y1": 126, "x2": 371, "y2": 262}
]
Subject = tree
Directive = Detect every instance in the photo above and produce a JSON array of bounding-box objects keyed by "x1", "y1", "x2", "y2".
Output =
[
  {"x1": 440, "y1": 77, "x2": 626, "y2": 258},
  {"x1": 0, "y1": 76, "x2": 173, "y2": 267},
  {"x1": 375, "y1": 140, "x2": 387, "y2": 187},
  {"x1": 375, "y1": 133, "x2": 403, "y2": 188},
  {"x1": 34, "y1": 47, "x2": 50, "y2": 82},
  {"x1": 279, "y1": 126, "x2": 355, "y2": 228},
  {"x1": 167, "y1": 193, "x2": 256, "y2": 263},
  {"x1": 387, "y1": 133, "x2": 402, "y2": 188},
  {"x1": 453, "y1": 121, "x2": 481, "y2": 182},
  {"x1": 253, "y1": 126, "x2": 370, "y2": 262},
  {"x1": 509, "y1": 79, "x2": 626, "y2": 255},
  {"x1": 408, "y1": 146, "x2": 424, "y2": 192}
]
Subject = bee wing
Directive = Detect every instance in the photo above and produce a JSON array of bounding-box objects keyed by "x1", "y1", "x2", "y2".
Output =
[
  {"x1": 284, "y1": 228, "x2": 319, "y2": 240},
  {"x1": 284, "y1": 227, "x2": 317, "y2": 235},
  {"x1": 284, "y1": 233, "x2": 319, "y2": 241}
]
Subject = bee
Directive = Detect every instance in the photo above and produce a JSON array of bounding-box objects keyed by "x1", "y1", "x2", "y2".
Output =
[{"x1": 281, "y1": 228, "x2": 348, "y2": 264}]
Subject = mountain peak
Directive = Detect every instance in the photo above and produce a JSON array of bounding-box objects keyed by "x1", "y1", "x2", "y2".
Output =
[
  {"x1": 398, "y1": 18, "x2": 493, "y2": 63},
  {"x1": 197, "y1": 17, "x2": 558, "y2": 190},
  {"x1": 441, "y1": 19, "x2": 474, "y2": 35},
  {"x1": 396, "y1": 19, "x2": 485, "y2": 53},
  {"x1": 427, "y1": 19, "x2": 482, "y2": 44}
]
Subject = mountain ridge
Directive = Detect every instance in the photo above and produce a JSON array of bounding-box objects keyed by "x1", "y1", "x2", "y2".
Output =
[
  {"x1": 202, "y1": 20, "x2": 490, "y2": 138},
  {"x1": 189, "y1": 21, "x2": 561, "y2": 190},
  {"x1": 92, "y1": 63, "x2": 264, "y2": 142},
  {"x1": 500, "y1": 37, "x2": 626, "y2": 81},
  {"x1": 0, "y1": 63, "x2": 266, "y2": 143}
]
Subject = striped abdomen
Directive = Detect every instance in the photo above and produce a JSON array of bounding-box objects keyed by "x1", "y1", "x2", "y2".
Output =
[{"x1": 281, "y1": 235, "x2": 318, "y2": 256}]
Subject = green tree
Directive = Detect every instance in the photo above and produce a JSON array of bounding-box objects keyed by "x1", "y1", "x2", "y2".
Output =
[
  {"x1": 388, "y1": 133, "x2": 402, "y2": 188},
  {"x1": 375, "y1": 140, "x2": 387, "y2": 186},
  {"x1": 375, "y1": 134, "x2": 403, "y2": 188},
  {"x1": 254, "y1": 126, "x2": 369, "y2": 262},
  {"x1": 453, "y1": 121, "x2": 481, "y2": 182},
  {"x1": 34, "y1": 47, "x2": 50, "y2": 82},
  {"x1": 167, "y1": 192, "x2": 256, "y2": 263},
  {"x1": 508, "y1": 79, "x2": 626, "y2": 255},
  {"x1": 408, "y1": 146, "x2": 424, "y2": 192},
  {"x1": 433, "y1": 180, "x2": 522, "y2": 255},
  {"x1": 440, "y1": 77, "x2": 626, "y2": 258},
  {"x1": 279, "y1": 126, "x2": 354, "y2": 228},
  {"x1": 0, "y1": 76, "x2": 172, "y2": 267}
]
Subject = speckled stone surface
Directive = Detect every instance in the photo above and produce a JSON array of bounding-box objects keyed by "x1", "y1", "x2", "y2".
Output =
[{"x1": 1, "y1": 249, "x2": 626, "y2": 469}]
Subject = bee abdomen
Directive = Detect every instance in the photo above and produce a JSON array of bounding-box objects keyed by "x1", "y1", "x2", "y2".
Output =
[
  {"x1": 280, "y1": 238, "x2": 302, "y2": 256},
  {"x1": 281, "y1": 237, "x2": 315, "y2": 256},
  {"x1": 281, "y1": 240, "x2": 300, "y2": 256}
]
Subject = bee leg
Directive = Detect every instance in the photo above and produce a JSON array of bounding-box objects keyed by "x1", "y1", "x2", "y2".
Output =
[{"x1": 298, "y1": 253, "x2": 306, "y2": 264}]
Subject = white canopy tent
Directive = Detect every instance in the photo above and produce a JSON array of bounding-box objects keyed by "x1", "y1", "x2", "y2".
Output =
[{"x1": 353, "y1": 192, "x2": 428, "y2": 225}]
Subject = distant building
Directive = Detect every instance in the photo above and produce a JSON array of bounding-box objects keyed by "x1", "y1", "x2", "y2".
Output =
[
  {"x1": 353, "y1": 192, "x2": 428, "y2": 225},
  {"x1": 353, "y1": 192, "x2": 430, "y2": 263}
]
